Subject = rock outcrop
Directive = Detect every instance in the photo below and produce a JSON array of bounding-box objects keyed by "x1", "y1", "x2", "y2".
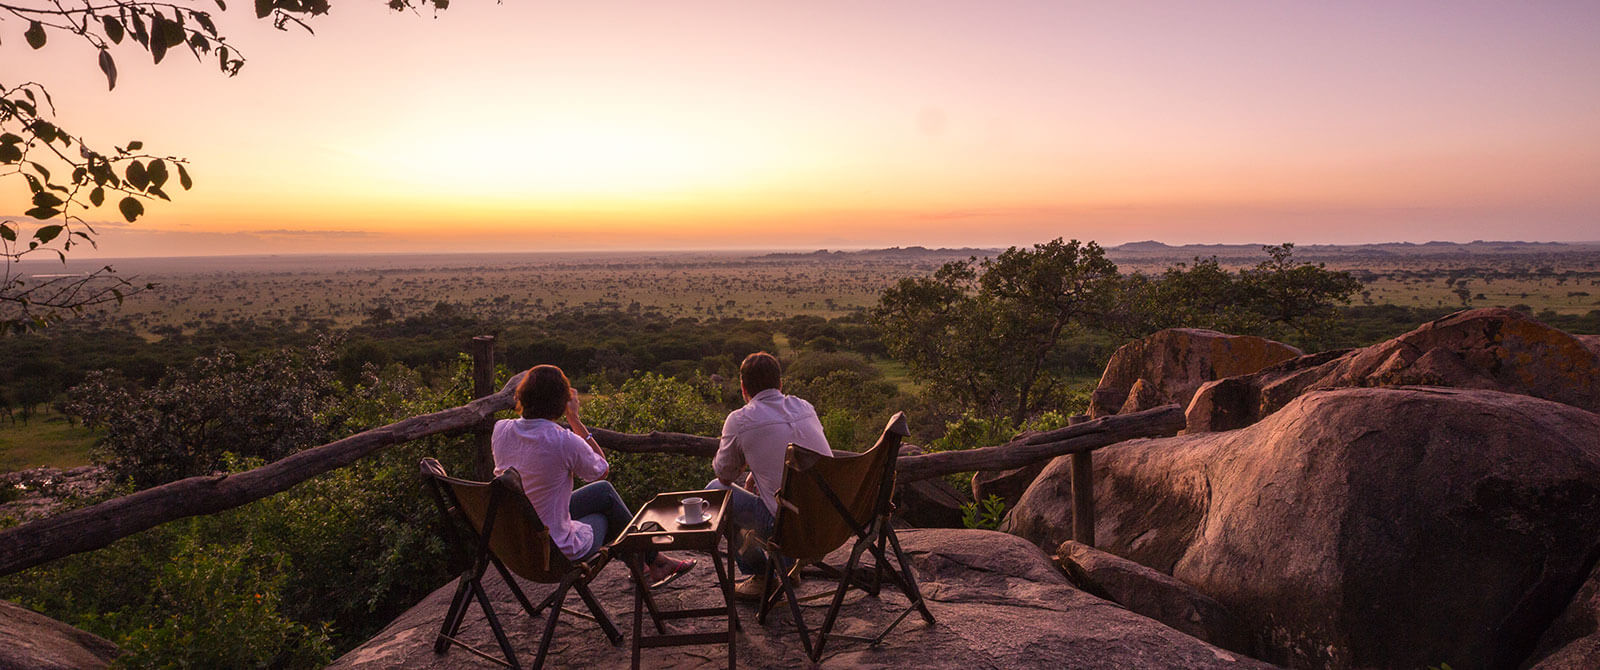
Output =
[
  {"x1": 1007, "y1": 386, "x2": 1600, "y2": 670},
  {"x1": 333, "y1": 529, "x2": 1272, "y2": 669},
  {"x1": 1186, "y1": 308, "x2": 1600, "y2": 433},
  {"x1": 1054, "y1": 540, "x2": 1250, "y2": 654},
  {"x1": 1526, "y1": 559, "x2": 1600, "y2": 670},
  {"x1": 0, "y1": 600, "x2": 120, "y2": 670},
  {"x1": 1089, "y1": 328, "x2": 1302, "y2": 418}
]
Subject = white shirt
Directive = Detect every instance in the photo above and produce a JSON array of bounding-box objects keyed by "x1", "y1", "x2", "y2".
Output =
[
  {"x1": 714, "y1": 388, "x2": 832, "y2": 516},
  {"x1": 492, "y1": 418, "x2": 610, "y2": 559}
]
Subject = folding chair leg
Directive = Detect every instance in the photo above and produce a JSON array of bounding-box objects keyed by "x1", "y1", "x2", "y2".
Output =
[
  {"x1": 493, "y1": 557, "x2": 542, "y2": 617},
  {"x1": 574, "y1": 580, "x2": 622, "y2": 645},
  {"x1": 531, "y1": 579, "x2": 572, "y2": 670},
  {"x1": 815, "y1": 538, "x2": 871, "y2": 660},
  {"x1": 885, "y1": 526, "x2": 935, "y2": 624},
  {"x1": 756, "y1": 553, "x2": 779, "y2": 625},
  {"x1": 775, "y1": 557, "x2": 817, "y2": 662},
  {"x1": 471, "y1": 577, "x2": 522, "y2": 670},
  {"x1": 434, "y1": 573, "x2": 474, "y2": 654}
]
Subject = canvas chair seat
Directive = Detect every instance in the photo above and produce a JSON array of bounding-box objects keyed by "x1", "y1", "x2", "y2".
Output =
[
  {"x1": 420, "y1": 458, "x2": 621, "y2": 670},
  {"x1": 755, "y1": 412, "x2": 935, "y2": 661}
]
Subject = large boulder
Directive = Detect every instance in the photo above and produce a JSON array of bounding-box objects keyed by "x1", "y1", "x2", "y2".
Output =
[
  {"x1": 1055, "y1": 540, "x2": 1250, "y2": 654},
  {"x1": 1089, "y1": 328, "x2": 1302, "y2": 418},
  {"x1": 1526, "y1": 559, "x2": 1600, "y2": 669},
  {"x1": 332, "y1": 529, "x2": 1272, "y2": 669},
  {"x1": 1007, "y1": 386, "x2": 1600, "y2": 669},
  {"x1": 1187, "y1": 308, "x2": 1600, "y2": 433},
  {"x1": 0, "y1": 600, "x2": 120, "y2": 670}
]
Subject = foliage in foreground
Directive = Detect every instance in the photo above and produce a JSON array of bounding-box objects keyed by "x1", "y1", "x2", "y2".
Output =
[{"x1": 1, "y1": 356, "x2": 477, "y2": 667}]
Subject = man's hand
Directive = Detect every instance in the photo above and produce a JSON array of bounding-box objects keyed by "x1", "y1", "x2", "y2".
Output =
[{"x1": 742, "y1": 471, "x2": 758, "y2": 494}]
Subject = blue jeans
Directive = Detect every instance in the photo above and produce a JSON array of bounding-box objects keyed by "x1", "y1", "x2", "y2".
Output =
[
  {"x1": 570, "y1": 481, "x2": 656, "y2": 563},
  {"x1": 706, "y1": 479, "x2": 775, "y2": 575}
]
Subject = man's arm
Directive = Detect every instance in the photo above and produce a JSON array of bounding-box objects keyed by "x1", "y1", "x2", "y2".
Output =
[{"x1": 712, "y1": 416, "x2": 745, "y2": 485}]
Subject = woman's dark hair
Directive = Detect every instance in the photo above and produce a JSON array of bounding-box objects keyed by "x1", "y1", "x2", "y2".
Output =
[
  {"x1": 516, "y1": 365, "x2": 571, "y2": 421},
  {"x1": 739, "y1": 352, "x2": 782, "y2": 395}
]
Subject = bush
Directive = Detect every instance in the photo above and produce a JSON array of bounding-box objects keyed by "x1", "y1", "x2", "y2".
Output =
[
  {"x1": 66, "y1": 345, "x2": 336, "y2": 488},
  {"x1": 582, "y1": 372, "x2": 723, "y2": 507},
  {"x1": 4, "y1": 355, "x2": 478, "y2": 664}
]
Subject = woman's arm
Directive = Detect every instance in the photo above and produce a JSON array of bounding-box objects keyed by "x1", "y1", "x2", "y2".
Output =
[{"x1": 566, "y1": 389, "x2": 609, "y2": 477}]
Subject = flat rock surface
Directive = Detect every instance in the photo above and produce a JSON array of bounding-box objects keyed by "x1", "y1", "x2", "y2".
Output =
[
  {"x1": 0, "y1": 599, "x2": 119, "y2": 670},
  {"x1": 332, "y1": 529, "x2": 1273, "y2": 669}
]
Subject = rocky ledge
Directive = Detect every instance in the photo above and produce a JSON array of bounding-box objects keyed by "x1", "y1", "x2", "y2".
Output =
[{"x1": 332, "y1": 528, "x2": 1270, "y2": 669}]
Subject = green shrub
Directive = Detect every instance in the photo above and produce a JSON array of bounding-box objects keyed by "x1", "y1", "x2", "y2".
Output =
[
  {"x1": 961, "y1": 494, "x2": 1007, "y2": 530},
  {"x1": 583, "y1": 372, "x2": 722, "y2": 507}
]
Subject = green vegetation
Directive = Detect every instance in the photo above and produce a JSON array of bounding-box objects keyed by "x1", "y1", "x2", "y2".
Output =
[
  {"x1": 874, "y1": 240, "x2": 1359, "y2": 426},
  {"x1": 3, "y1": 241, "x2": 1599, "y2": 664},
  {"x1": 0, "y1": 409, "x2": 97, "y2": 471},
  {"x1": 962, "y1": 495, "x2": 1008, "y2": 531}
]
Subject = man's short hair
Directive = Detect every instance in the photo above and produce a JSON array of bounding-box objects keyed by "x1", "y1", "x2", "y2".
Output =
[{"x1": 740, "y1": 352, "x2": 782, "y2": 395}]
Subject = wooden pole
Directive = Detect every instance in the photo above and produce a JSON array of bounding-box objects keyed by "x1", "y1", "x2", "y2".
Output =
[
  {"x1": 470, "y1": 335, "x2": 496, "y2": 479},
  {"x1": 1068, "y1": 413, "x2": 1096, "y2": 547}
]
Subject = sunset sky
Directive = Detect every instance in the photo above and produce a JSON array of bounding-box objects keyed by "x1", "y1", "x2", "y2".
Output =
[{"x1": 5, "y1": 1, "x2": 1600, "y2": 257}]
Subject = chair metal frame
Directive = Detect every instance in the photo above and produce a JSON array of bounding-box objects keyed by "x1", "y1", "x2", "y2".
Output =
[
  {"x1": 754, "y1": 412, "x2": 935, "y2": 661},
  {"x1": 420, "y1": 458, "x2": 622, "y2": 670}
]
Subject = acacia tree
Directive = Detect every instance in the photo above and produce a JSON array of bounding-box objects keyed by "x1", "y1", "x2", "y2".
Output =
[
  {"x1": 873, "y1": 238, "x2": 1120, "y2": 425},
  {"x1": 1, "y1": 0, "x2": 444, "y2": 333}
]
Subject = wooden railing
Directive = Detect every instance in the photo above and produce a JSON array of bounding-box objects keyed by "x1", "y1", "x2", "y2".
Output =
[{"x1": 0, "y1": 337, "x2": 1184, "y2": 577}]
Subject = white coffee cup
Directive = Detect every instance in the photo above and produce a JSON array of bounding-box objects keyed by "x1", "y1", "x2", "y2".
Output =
[{"x1": 680, "y1": 497, "x2": 707, "y2": 524}]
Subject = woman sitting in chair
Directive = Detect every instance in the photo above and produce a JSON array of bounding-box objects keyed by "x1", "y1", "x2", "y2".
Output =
[{"x1": 493, "y1": 364, "x2": 694, "y2": 588}]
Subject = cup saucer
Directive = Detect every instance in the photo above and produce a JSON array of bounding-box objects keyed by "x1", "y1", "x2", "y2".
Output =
[{"x1": 675, "y1": 514, "x2": 710, "y2": 527}]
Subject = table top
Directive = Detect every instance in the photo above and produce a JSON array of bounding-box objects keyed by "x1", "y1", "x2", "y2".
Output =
[{"x1": 614, "y1": 488, "x2": 730, "y2": 553}]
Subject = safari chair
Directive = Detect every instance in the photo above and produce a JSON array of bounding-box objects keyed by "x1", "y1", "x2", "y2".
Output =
[
  {"x1": 754, "y1": 412, "x2": 935, "y2": 661},
  {"x1": 419, "y1": 458, "x2": 622, "y2": 670}
]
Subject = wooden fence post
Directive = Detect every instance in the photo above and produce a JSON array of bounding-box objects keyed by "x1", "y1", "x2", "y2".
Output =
[
  {"x1": 470, "y1": 335, "x2": 496, "y2": 480},
  {"x1": 1068, "y1": 413, "x2": 1095, "y2": 547}
]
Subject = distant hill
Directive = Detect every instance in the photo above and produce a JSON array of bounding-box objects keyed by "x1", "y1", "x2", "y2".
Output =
[{"x1": 760, "y1": 240, "x2": 1592, "y2": 264}]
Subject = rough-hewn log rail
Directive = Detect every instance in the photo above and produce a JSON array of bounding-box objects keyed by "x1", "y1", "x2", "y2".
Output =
[
  {"x1": 895, "y1": 404, "x2": 1184, "y2": 483},
  {"x1": 0, "y1": 376, "x2": 1181, "y2": 577}
]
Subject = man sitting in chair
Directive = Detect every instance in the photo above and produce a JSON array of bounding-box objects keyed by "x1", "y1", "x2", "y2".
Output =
[{"x1": 707, "y1": 351, "x2": 832, "y2": 599}]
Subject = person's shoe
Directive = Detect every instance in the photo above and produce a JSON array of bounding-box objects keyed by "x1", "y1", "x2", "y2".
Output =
[
  {"x1": 733, "y1": 576, "x2": 767, "y2": 601},
  {"x1": 647, "y1": 558, "x2": 695, "y2": 589}
]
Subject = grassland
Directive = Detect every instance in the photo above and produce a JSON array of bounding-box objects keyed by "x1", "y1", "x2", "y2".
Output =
[{"x1": 0, "y1": 410, "x2": 99, "y2": 471}]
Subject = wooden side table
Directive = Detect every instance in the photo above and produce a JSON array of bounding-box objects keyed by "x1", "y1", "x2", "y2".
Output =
[{"x1": 614, "y1": 488, "x2": 742, "y2": 670}]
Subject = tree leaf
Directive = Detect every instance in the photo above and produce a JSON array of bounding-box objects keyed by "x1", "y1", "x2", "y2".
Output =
[
  {"x1": 25, "y1": 21, "x2": 46, "y2": 49},
  {"x1": 0, "y1": 143, "x2": 21, "y2": 163},
  {"x1": 255, "y1": 0, "x2": 272, "y2": 19},
  {"x1": 130, "y1": 11, "x2": 149, "y2": 47},
  {"x1": 90, "y1": 186, "x2": 106, "y2": 206},
  {"x1": 118, "y1": 196, "x2": 144, "y2": 222},
  {"x1": 103, "y1": 16, "x2": 125, "y2": 44},
  {"x1": 34, "y1": 225, "x2": 63, "y2": 244},
  {"x1": 148, "y1": 159, "x2": 169, "y2": 188},
  {"x1": 25, "y1": 206, "x2": 59, "y2": 220},
  {"x1": 99, "y1": 49, "x2": 119, "y2": 90},
  {"x1": 126, "y1": 160, "x2": 149, "y2": 190},
  {"x1": 194, "y1": 12, "x2": 217, "y2": 36},
  {"x1": 150, "y1": 20, "x2": 169, "y2": 64},
  {"x1": 23, "y1": 174, "x2": 42, "y2": 194},
  {"x1": 0, "y1": 224, "x2": 14, "y2": 242},
  {"x1": 216, "y1": 0, "x2": 228, "y2": 10},
  {"x1": 177, "y1": 163, "x2": 193, "y2": 190},
  {"x1": 32, "y1": 191, "x2": 63, "y2": 208},
  {"x1": 29, "y1": 160, "x2": 50, "y2": 181},
  {"x1": 127, "y1": 140, "x2": 143, "y2": 151}
]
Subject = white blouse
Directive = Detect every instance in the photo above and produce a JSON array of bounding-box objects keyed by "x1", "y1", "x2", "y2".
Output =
[{"x1": 491, "y1": 418, "x2": 610, "y2": 559}]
